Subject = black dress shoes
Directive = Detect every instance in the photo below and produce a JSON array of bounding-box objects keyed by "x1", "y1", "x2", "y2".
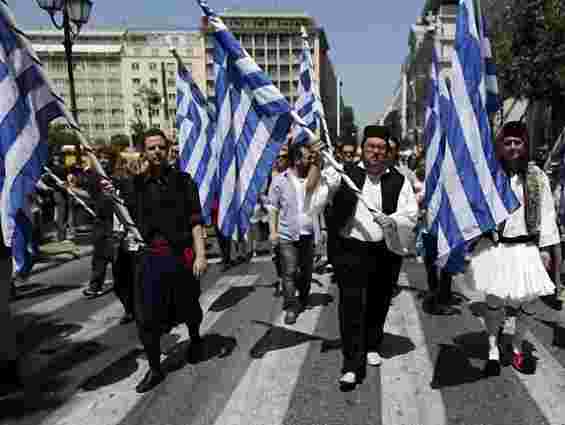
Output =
[
  {"x1": 135, "y1": 368, "x2": 165, "y2": 393},
  {"x1": 483, "y1": 359, "x2": 501, "y2": 377}
]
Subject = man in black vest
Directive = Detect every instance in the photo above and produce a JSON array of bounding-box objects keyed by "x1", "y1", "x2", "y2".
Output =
[{"x1": 313, "y1": 125, "x2": 418, "y2": 390}]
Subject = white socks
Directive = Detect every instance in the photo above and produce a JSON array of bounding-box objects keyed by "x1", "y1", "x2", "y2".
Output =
[{"x1": 488, "y1": 334, "x2": 500, "y2": 361}]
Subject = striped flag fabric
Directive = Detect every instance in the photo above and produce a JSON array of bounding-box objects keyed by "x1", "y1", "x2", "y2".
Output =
[
  {"x1": 436, "y1": 0, "x2": 519, "y2": 265},
  {"x1": 292, "y1": 28, "x2": 320, "y2": 146},
  {"x1": 176, "y1": 59, "x2": 217, "y2": 224},
  {"x1": 479, "y1": 10, "x2": 501, "y2": 115},
  {"x1": 0, "y1": 1, "x2": 76, "y2": 274},
  {"x1": 198, "y1": 0, "x2": 293, "y2": 240}
]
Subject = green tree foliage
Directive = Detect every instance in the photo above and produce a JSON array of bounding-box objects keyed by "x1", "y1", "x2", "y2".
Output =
[
  {"x1": 47, "y1": 123, "x2": 80, "y2": 153},
  {"x1": 488, "y1": 0, "x2": 565, "y2": 100},
  {"x1": 110, "y1": 134, "x2": 131, "y2": 149}
]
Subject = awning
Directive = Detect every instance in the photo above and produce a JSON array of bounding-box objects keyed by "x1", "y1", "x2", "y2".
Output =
[{"x1": 33, "y1": 44, "x2": 123, "y2": 54}]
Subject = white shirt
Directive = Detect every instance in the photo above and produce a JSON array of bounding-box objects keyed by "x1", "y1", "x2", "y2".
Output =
[
  {"x1": 289, "y1": 173, "x2": 314, "y2": 235},
  {"x1": 504, "y1": 173, "x2": 559, "y2": 248},
  {"x1": 311, "y1": 164, "x2": 418, "y2": 243}
]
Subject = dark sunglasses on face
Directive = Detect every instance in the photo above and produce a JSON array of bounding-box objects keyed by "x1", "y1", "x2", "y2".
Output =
[{"x1": 146, "y1": 145, "x2": 167, "y2": 152}]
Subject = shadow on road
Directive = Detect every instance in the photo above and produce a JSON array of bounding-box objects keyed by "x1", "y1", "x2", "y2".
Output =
[
  {"x1": 82, "y1": 348, "x2": 144, "y2": 391},
  {"x1": 12, "y1": 284, "x2": 80, "y2": 302},
  {"x1": 208, "y1": 286, "x2": 256, "y2": 312}
]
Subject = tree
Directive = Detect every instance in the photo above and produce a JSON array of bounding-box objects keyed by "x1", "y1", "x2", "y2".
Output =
[
  {"x1": 110, "y1": 134, "x2": 131, "y2": 149},
  {"x1": 47, "y1": 122, "x2": 80, "y2": 153},
  {"x1": 130, "y1": 118, "x2": 147, "y2": 150},
  {"x1": 134, "y1": 85, "x2": 162, "y2": 128}
]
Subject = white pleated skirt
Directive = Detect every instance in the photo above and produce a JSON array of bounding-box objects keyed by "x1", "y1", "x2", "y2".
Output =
[{"x1": 466, "y1": 238, "x2": 555, "y2": 302}]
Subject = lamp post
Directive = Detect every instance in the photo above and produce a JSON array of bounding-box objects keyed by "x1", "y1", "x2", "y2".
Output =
[{"x1": 36, "y1": 0, "x2": 93, "y2": 125}]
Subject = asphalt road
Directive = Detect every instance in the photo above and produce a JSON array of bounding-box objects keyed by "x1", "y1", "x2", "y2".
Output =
[{"x1": 3, "y1": 254, "x2": 565, "y2": 425}]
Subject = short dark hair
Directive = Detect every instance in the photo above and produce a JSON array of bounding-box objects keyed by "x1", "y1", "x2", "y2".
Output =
[
  {"x1": 361, "y1": 125, "x2": 392, "y2": 152},
  {"x1": 139, "y1": 128, "x2": 170, "y2": 150},
  {"x1": 288, "y1": 142, "x2": 308, "y2": 166}
]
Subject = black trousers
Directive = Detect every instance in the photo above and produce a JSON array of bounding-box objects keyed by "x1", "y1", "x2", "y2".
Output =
[
  {"x1": 334, "y1": 237, "x2": 402, "y2": 376},
  {"x1": 422, "y1": 233, "x2": 452, "y2": 304},
  {"x1": 90, "y1": 225, "x2": 114, "y2": 289},
  {"x1": 113, "y1": 245, "x2": 135, "y2": 315},
  {"x1": 216, "y1": 225, "x2": 231, "y2": 264}
]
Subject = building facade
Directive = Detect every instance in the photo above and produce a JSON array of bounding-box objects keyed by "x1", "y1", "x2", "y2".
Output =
[
  {"x1": 29, "y1": 9, "x2": 339, "y2": 144},
  {"x1": 29, "y1": 28, "x2": 204, "y2": 142},
  {"x1": 205, "y1": 10, "x2": 339, "y2": 142}
]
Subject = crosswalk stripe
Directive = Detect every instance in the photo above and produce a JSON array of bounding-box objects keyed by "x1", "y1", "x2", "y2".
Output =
[
  {"x1": 453, "y1": 271, "x2": 565, "y2": 424},
  {"x1": 16, "y1": 280, "x2": 93, "y2": 317},
  {"x1": 381, "y1": 273, "x2": 448, "y2": 425},
  {"x1": 41, "y1": 274, "x2": 261, "y2": 425},
  {"x1": 211, "y1": 276, "x2": 331, "y2": 425}
]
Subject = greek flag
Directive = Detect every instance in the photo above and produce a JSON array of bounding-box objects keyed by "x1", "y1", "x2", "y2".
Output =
[
  {"x1": 292, "y1": 29, "x2": 319, "y2": 146},
  {"x1": 0, "y1": 2, "x2": 76, "y2": 274},
  {"x1": 480, "y1": 12, "x2": 500, "y2": 115},
  {"x1": 198, "y1": 0, "x2": 293, "y2": 240},
  {"x1": 436, "y1": 0, "x2": 518, "y2": 264},
  {"x1": 176, "y1": 60, "x2": 217, "y2": 224}
]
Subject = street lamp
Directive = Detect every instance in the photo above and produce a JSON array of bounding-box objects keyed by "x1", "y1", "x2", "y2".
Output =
[{"x1": 36, "y1": 0, "x2": 94, "y2": 124}]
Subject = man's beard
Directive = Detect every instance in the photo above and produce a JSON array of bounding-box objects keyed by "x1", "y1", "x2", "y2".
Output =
[
  {"x1": 365, "y1": 158, "x2": 393, "y2": 175},
  {"x1": 502, "y1": 157, "x2": 528, "y2": 174}
]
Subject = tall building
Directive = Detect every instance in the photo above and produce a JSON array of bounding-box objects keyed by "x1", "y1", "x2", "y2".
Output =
[
  {"x1": 204, "y1": 10, "x2": 340, "y2": 141},
  {"x1": 29, "y1": 28, "x2": 204, "y2": 142},
  {"x1": 29, "y1": 10, "x2": 339, "y2": 144},
  {"x1": 380, "y1": 0, "x2": 457, "y2": 146}
]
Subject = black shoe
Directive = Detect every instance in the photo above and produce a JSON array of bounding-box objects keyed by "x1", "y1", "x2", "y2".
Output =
[
  {"x1": 429, "y1": 304, "x2": 459, "y2": 316},
  {"x1": 338, "y1": 372, "x2": 358, "y2": 392},
  {"x1": 391, "y1": 285, "x2": 401, "y2": 298},
  {"x1": 284, "y1": 310, "x2": 297, "y2": 325},
  {"x1": 135, "y1": 368, "x2": 165, "y2": 393},
  {"x1": 83, "y1": 285, "x2": 104, "y2": 298},
  {"x1": 221, "y1": 261, "x2": 234, "y2": 272},
  {"x1": 119, "y1": 313, "x2": 134, "y2": 325},
  {"x1": 0, "y1": 365, "x2": 23, "y2": 399},
  {"x1": 483, "y1": 359, "x2": 501, "y2": 377},
  {"x1": 186, "y1": 336, "x2": 204, "y2": 363}
]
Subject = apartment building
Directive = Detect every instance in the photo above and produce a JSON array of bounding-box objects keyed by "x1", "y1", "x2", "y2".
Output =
[
  {"x1": 203, "y1": 10, "x2": 340, "y2": 141},
  {"x1": 29, "y1": 27, "x2": 204, "y2": 142}
]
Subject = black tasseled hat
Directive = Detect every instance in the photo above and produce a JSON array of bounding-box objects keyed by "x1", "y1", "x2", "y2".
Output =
[{"x1": 363, "y1": 125, "x2": 390, "y2": 141}]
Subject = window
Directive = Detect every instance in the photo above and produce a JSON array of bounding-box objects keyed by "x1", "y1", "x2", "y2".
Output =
[
  {"x1": 149, "y1": 108, "x2": 160, "y2": 117},
  {"x1": 150, "y1": 78, "x2": 158, "y2": 86},
  {"x1": 132, "y1": 63, "x2": 140, "y2": 71},
  {"x1": 132, "y1": 78, "x2": 141, "y2": 86},
  {"x1": 167, "y1": 62, "x2": 176, "y2": 69},
  {"x1": 167, "y1": 78, "x2": 175, "y2": 87},
  {"x1": 169, "y1": 109, "x2": 176, "y2": 117},
  {"x1": 95, "y1": 124, "x2": 105, "y2": 130},
  {"x1": 111, "y1": 108, "x2": 123, "y2": 116},
  {"x1": 135, "y1": 108, "x2": 143, "y2": 117},
  {"x1": 168, "y1": 93, "x2": 176, "y2": 102},
  {"x1": 149, "y1": 62, "x2": 157, "y2": 71}
]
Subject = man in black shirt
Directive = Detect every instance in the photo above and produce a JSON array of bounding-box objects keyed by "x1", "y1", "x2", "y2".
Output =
[{"x1": 109, "y1": 129, "x2": 208, "y2": 393}]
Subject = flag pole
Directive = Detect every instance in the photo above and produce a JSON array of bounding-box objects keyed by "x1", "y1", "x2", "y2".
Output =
[{"x1": 43, "y1": 166, "x2": 97, "y2": 219}]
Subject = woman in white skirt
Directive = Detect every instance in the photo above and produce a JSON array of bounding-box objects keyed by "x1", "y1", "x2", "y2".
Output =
[{"x1": 466, "y1": 121, "x2": 560, "y2": 376}]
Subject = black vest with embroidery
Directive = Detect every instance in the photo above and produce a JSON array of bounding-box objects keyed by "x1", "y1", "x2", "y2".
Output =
[{"x1": 331, "y1": 164, "x2": 405, "y2": 234}]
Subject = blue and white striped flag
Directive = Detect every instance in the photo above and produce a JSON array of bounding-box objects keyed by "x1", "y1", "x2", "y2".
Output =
[
  {"x1": 479, "y1": 11, "x2": 500, "y2": 115},
  {"x1": 0, "y1": 2, "x2": 76, "y2": 274},
  {"x1": 176, "y1": 59, "x2": 217, "y2": 224},
  {"x1": 198, "y1": 0, "x2": 293, "y2": 240},
  {"x1": 292, "y1": 29, "x2": 320, "y2": 146},
  {"x1": 436, "y1": 0, "x2": 518, "y2": 264}
]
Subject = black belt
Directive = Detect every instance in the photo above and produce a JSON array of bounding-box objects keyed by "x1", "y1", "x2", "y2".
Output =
[{"x1": 485, "y1": 232, "x2": 539, "y2": 245}]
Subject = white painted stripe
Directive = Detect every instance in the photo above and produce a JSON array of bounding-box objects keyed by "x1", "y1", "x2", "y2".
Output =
[
  {"x1": 381, "y1": 273, "x2": 448, "y2": 425},
  {"x1": 15, "y1": 280, "x2": 94, "y2": 317},
  {"x1": 212, "y1": 277, "x2": 330, "y2": 425},
  {"x1": 40, "y1": 273, "x2": 261, "y2": 425}
]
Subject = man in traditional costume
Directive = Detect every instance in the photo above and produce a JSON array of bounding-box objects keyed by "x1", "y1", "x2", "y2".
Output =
[
  {"x1": 312, "y1": 125, "x2": 418, "y2": 390},
  {"x1": 467, "y1": 121, "x2": 560, "y2": 376},
  {"x1": 111, "y1": 129, "x2": 208, "y2": 393}
]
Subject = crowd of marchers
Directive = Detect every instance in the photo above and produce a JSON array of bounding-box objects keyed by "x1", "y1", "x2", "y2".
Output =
[{"x1": 2, "y1": 121, "x2": 565, "y2": 397}]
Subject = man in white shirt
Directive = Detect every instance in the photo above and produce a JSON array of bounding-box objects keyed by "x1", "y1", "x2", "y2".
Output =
[
  {"x1": 313, "y1": 125, "x2": 418, "y2": 390},
  {"x1": 269, "y1": 142, "x2": 322, "y2": 325}
]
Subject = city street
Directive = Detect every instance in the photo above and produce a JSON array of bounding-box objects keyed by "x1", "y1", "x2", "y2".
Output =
[{"x1": 2, "y1": 253, "x2": 565, "y2": 425}]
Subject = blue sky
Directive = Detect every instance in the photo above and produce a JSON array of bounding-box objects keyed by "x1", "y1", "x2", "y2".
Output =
[{"x1": 11, "y1": 0, "x2": 424, "y2": 128}]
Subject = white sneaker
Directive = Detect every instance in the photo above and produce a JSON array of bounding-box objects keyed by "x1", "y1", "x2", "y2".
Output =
[
  {"x1": 367, "y1": 352, "x2": 383, "y2": 366},
  {"x1": 339, "y1": 372, "x2": 356, "y2": 385}
]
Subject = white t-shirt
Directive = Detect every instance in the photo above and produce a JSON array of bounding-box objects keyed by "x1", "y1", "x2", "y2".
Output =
[{"x1": 290, "y1": 173, "x2": 314, "y2": 235}]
